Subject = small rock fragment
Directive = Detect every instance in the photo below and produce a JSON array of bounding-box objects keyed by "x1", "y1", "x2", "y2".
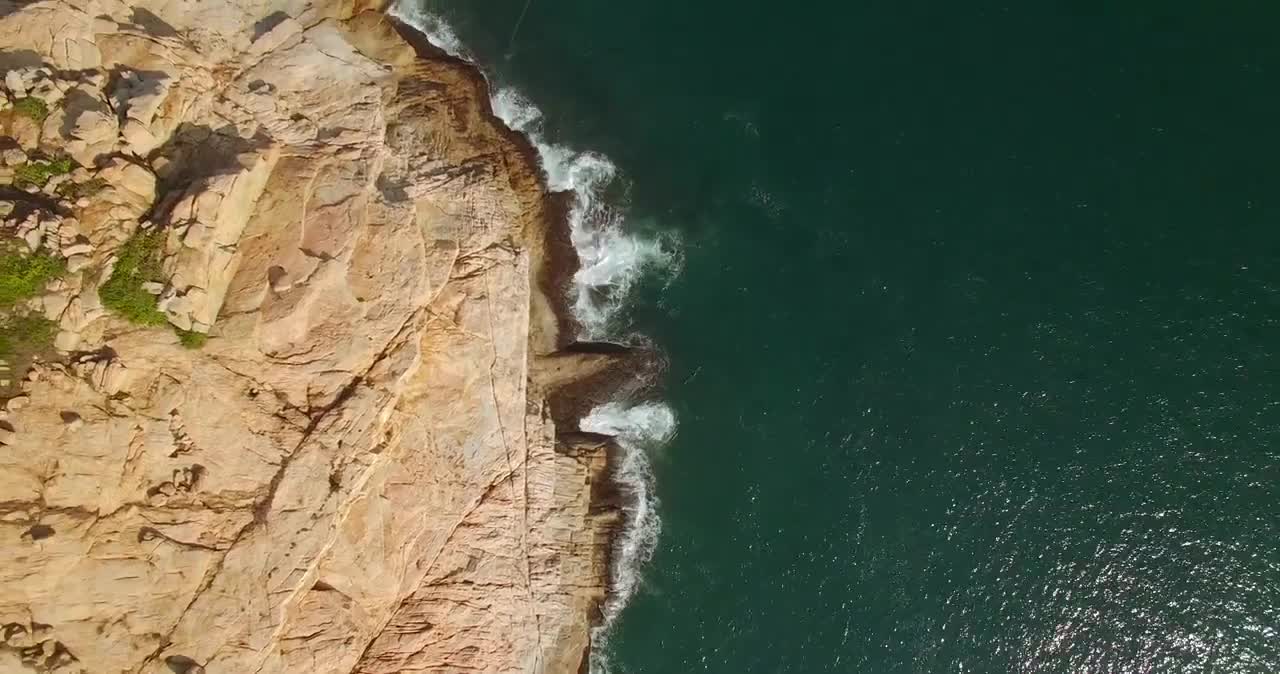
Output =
[
  {"x1": 5, "y1": 70, "x2": 26, "y2": 97},
  {"x1": 1, "y1": 147, "x2": 26, "y2": 166},
  {"x1": 268, "y1": 266, "x2": 292, "y2": 292},
  {"x1": 60, "y1": 411, "x2": 83, "y2": 431},
  {"x1": 1, "y1": 623, "x2": 30, "y2": 647},
  {"x1": 22, "y1": 229, "x2": 42, "y2": 252}
]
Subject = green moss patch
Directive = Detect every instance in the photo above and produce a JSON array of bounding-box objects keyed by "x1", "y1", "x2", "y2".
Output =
[
  {"x1": 175, "y1": 328, "x2": 207, "y2": 349},
  {"x1": 0, "y1": 312, "x2": 56, "y2": 360},
  {"x1": 14, "y1": 157, "x2": 74, "y2": 188},
  {"x1": 12, "y1": 97, "x2": 49, "y2": 123},
  {"x1": 0, "y1": 247, "x2": 65, "y2": 307},
  {"x1": 0, "y1": 311, "x2": 58, "y2": 395},
  {"x1": 56, "y1": 177, "x2": 107, "y2": 201},
  {"x1": 99, "y1": 230, "x2": 168, "y2": 326}
]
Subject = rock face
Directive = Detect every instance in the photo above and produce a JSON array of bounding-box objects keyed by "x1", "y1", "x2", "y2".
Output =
[{"x1": 0, "y1": 1, "x2": 623, "y2": 672}]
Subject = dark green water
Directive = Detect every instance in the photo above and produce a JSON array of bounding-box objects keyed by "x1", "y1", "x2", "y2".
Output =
[{"x1": 403, "y1": 1, "x2": 1280, "y2": 671}]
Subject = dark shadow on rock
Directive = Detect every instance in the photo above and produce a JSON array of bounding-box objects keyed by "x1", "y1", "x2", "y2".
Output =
[
  {"x1": 539, "y1": 190, "x2": 582, "y2": 345},
  {"x1": 252, "y1": 11, "x2": 289, "y2": 40},
  {"x1": 106, "y1": 66, "x2": 169, "y2": 124},
  {"x1": 0, "y1": 1, "x2": 38, "y2": 20},
  {"x1": 0, "y1": 48, "x2": 44, "y2": 70},
  {"x1": 150, "y1": 123, "x2": 272, "y2": 190},
  {"x1": 544, "y1": 341, "x2": 668, "y2": 431},
  {"x1": 375, "y1": 174, "x2": 409, "y2": 202},
  {"x1": 266, "y1": 265, "x2": 289, "y2": 290},
  {"x1": 246, "y1": 79, "x2": 276, "y2": 95},
  {"x1": 164, "y1": 654, "x2": 203, "y2": 674},
  {"x1": 0, "y1": 186, "x2": 68, "y2": 219},
  {"x1": 58, "y1": 87, "x2": 107, "y2": 139},
  {"x1": 24, "y1": 524, "x2": 54, "y2": 541},
  {"x1": 67, "y1": 345, "x2": 118, "y2": 366},
  {"x1": 146, "y1": 123, "x2": 273, "y2": 223}
]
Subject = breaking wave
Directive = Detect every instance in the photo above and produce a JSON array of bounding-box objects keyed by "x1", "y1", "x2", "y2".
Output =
[
  {"x1": 391, "y1": 2, "x2": 677, "y2": 339},
  {"x1": 580, "y1": 402, "x2": 677, "y2": 672},
  {"x1": 390, "y1": 3, "x2": 680, "y2": 672}
]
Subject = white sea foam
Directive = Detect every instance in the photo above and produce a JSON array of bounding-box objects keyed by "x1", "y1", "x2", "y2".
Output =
[
  {"x1": 490, "y1": 89, "x2": 677, "y2": 338},
  {"x1": 389, "y1": 6, "x2": 680, "y2": 671},
  {"x1": 580, "y1": 402, "x2": 677, "y2": 672},
  {"x1": 390, "y1": 2, "x2": 676, "y2": 339},
  {"x1": 581, "y1": 401, "x2": 678, "y2": 448},
  {"x1": 389, "y1": 1, "x2": 468, "y2": 57}
]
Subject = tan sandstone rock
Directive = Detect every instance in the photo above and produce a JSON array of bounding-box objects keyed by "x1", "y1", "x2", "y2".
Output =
[{"x1": 0, "y1": 1, "x2": 625, "y2": 673}]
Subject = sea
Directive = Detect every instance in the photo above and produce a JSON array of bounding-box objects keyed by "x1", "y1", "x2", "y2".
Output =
[{"x1": 394, "y1": 1, "x2": 1280, "y2": 672}]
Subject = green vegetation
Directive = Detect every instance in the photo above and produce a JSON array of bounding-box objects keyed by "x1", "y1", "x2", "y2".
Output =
[
  {"x1": 96, "y1": 232, "x2": 209, "y2": 348},
  {"x1": 14, "y1": 157, "x2": 74, "y2": 188},
  {"x1": 0, "y1": 312, "x2": 56, "y2": 361},
  {"x1": 0, "y1": 247, "x2": 65, "y2": 307},
  {"x1": 99, "y1": 230, "x2": 168, "y2": 325},
  {"x1": 175, "y1": 328, "x2": 207, "y2": 349},
  {"x1": 12, "y1": 97, "x2": 49, "y2": 123},
  {"x1": 0, "y1": 243, "x2": 64, "y2": 378},
  {"x1": 56, "y1": 177, "x2": 107, "y2": 200}
]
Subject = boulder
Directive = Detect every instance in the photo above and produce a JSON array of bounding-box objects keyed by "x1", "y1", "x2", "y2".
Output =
[
  {"x1": 11, "y1": 115, "x2": 41, "y2": 150},
  {"x1": 1, "y1": 148, "x2": 27, "y2": 166},
  {"x1": 4, "y1": 70, "x2": 27, "y2": 97}
]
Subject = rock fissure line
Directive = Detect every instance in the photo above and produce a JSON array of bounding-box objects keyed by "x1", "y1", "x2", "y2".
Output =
[{"x1": 0, "y1": 2, "x2": 636, "y2": 673}]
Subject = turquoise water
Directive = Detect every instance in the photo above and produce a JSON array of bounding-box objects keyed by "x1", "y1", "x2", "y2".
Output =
[{"x1": 402, "y1": 1, "x2": 1280, "y2": 672}]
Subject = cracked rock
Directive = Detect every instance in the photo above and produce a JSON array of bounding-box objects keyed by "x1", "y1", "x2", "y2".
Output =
[{"x1": 0, "y1": 3, "x2": 619, "y2": 674}]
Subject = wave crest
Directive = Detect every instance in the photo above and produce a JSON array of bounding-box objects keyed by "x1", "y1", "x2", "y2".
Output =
[{"x1": 489, "y1": 88, "x2": 677, "y2": 338}]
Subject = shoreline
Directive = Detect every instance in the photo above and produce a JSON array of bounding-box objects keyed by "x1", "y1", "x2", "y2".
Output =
[
  {"x1": 0, "y1": 0, "x2": 656, "y2": 667},
  {"x1": 385, "y1": 16, "x2": 578, "y2": 351},
  {"x1": 388, "y1": 11, "x2": 666, "y2": 671}
]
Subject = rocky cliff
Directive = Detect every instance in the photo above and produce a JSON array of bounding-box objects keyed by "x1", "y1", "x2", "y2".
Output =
[{"x1": 0, "y1": 1, "x2": 624, "y2": 672}]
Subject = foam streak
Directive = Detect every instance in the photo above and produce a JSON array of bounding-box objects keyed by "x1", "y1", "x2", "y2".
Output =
[{"x1": 580, "y1": 402, "x2": 677, "y2": 673}]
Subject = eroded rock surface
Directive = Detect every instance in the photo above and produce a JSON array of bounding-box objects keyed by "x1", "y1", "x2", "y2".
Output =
[{"x1": 0, "y1": 1, "x2": 620, "y2": 672}]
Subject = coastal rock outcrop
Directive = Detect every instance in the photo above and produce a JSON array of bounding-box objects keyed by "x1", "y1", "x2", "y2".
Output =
[{"x1": 0, "y1": 1, "x2": 626, "y2": 672}]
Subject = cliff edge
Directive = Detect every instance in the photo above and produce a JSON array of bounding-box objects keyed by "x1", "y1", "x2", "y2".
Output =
[{"x1": 0, "y1": 1, "x2": 621, "y2": 672}]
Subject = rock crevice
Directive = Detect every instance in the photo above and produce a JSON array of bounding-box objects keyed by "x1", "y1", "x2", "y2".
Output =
[{"x1": 0, "y1": 1, "x2": 627, "y2": 673}]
